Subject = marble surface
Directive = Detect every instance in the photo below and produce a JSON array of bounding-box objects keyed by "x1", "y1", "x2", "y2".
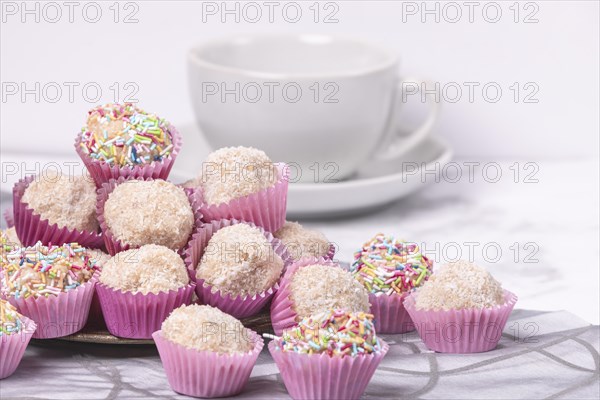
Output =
[{"x1": 0, "y1": 309, "x2": 598, "y2": 399}]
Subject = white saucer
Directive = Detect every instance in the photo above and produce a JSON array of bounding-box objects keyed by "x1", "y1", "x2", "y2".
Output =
[
  {"x1": 169, "y1": 123, "x2": 452, "y2": 218},
  {"x1": 285, "y1": 136, "x2": 452, "y2": 218}
]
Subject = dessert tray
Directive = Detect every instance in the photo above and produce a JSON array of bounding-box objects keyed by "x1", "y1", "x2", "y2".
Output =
[{"x1": 53, "y1": 308, "x2": 273, "y2": 345}]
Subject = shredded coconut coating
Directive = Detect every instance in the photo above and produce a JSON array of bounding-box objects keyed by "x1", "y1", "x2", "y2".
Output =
[
  {"x1": 21, "y1": 172, "x2": 99, "y2": 232},
  {"x1": 181, "y1": 176, "x2": 201, "y2": 189},
  {"x1": 415, "y1": 260, "x2": 505, "y2": 311},
  {"x1": 100, "y1": 244, "x2": 189, "y2": 294},
  {"x1": 196, "y1": 224, "x2": 283, "y2": 297},
  {"x1": 200, "y1": 146, "x2": 278, "y2": 205},
  {"x1": 274, "y1": 221, "x2": 330, "y2": 261},
  {"x1": 290, "y1": 264, "x2": 370, "y2": 320},
  {"x1": 162, "y1": 304, "x2": 254, "y2": 354},
  {"x1": 104, "y1": 180, "x2": 194, "y2": 250}
]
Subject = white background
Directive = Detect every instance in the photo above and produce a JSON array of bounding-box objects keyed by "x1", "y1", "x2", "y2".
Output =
[
  {"x1": 1, "y1": 1, "x2": 599, "y2": 323},
  {"x1": 1, "y1": 0, "x2": 598, "y2": 158}
]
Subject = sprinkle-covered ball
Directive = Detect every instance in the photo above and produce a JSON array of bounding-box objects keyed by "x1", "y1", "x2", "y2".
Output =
[
  {"x1": 270, "y1": 310, "x2": 382, "y2": 357},
  {"x1": 196, "y1": 224, "x2": 283, "y2": 297},
  {"x1": 274, "y1": 221, "x2": 331, "y2": 261},
  {"x1": 0, "y1": 299, "x2": 26, "y2": 336},
  {"x1": 1, "y1": 228, "x2": 20, "y2": 251},
  {"x1": 415, "y1": 260, "x2": 505, "y2": 311},
  {"x1": 104, "y1": 180, "x2": 194, "y2": 250},
  {"x1": 290, "y1": 264, "x2": 370, "y2": 320},
  {"x1": 100, "y1": 244, "x2": 189, "y2": 294},
  {"x1": 351, "y1": 234, "x2": 433, "y2": 296},
  {"x1": 161, "y1": 304, "x2": 254, "y2": 354},
  {"x1": 0, "y1": 242, "x2": 99, "y2": 299},
  {"x1": 21, "y1": 171, "x2": 98, "y2": 232},
  {"x1": 200, "y1": 146, "x2": 278, "y2": 205},
  {"x1": 79, "y1": 103, "x2": 174, "y2": 168}
]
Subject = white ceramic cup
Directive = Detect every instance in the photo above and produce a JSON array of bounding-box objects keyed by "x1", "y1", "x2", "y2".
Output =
[{"x1": 188, "y1": 34, "x2": 439, "y2": 183}]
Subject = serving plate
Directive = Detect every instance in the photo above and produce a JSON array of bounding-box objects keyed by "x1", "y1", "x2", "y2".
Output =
[{"x1": 45, "y1": 309, "x2": 274, "y2": 345}]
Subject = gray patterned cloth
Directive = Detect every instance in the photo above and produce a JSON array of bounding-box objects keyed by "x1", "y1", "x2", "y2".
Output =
[{"x1": 0, "y1": 309, "x2": 598, "y2": 400}]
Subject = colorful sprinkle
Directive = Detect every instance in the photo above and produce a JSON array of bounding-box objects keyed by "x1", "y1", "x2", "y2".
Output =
[
  {"x1": 79, "y1": 103, "x2": 173, "y2": 168},
  {"x1": 265, "y1": 310, "x2": 382, "y2": 357},
  {"x1": 0, "y1": 299, "x2": 25, "y2": 336},
  {"x1": 1, "y1": 242, "x2": 99, "y2": 300},
  {"x1": 351, "y1": 234, "x2": 433, "y2": 295}
]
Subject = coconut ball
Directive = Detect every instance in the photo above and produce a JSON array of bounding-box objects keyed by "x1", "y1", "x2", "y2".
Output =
[
  {"x1": 200, "y1": 146, "x2": 278, "y2": 205},
  {"x1": 161, "y1": 304, "x2": 254, "y2": 354},
  {"x1": 415, "y1": 260, "x2": 505, "y2": 311},
  {"x1": 196, "y1": 223, "x2": 283, "y2": 297},
  {"x1": 181, "y1": 176, "x2": 201, "y2": 189},
  {"x1": 104, "y1": 179, "x2": 194, "y2": 250},
  {"x1": 274, "y1": 221, "x2": 331, "y2": 261},
  {"x1": 21, "y1": 171, "x2": 98, "y2": 232},
  {"x1": 99, "y1": 244, "x2": 189, "y2": 294},
  {"x1": 290, "y1": 264, "x2": 370, "y2": 320}
]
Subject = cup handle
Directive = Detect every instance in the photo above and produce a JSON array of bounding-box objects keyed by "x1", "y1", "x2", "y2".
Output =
[{"x1": 376, "y1": 77, "x2": 441, "y2": 160}]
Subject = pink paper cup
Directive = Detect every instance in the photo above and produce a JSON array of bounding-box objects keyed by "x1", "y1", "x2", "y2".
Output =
[
  {"x1": 184, "y1": 219, "x2": 292, "y2": 319},
  {"x1": 85, "y1": 290, "x2": 106, "y2": 330},
  {"x1": 12, "y1": 176, "x2": 104, "y2": 249},
  {"x1": 325, "y1": 243, "x2": 337, "y2": 260},
  {"x1": 7, "y1": 274, "x2": 97, "y2": 339},
  {"x1": 96, "y1": 283, "x2": 195, "y2": 339},
  {"x1": 197, "y1": 163, "x2": 288, "y2": 233},
  {"x1": 4, "y1": 207, "x2": 14, "y2": 228},
  {"x1": 96, "y1": 176, "x2": 203, "y2": 256},
  {"x1": 0, "y1": 317, "x2": 36, "y2": 379},
  {"x1": 75, "y1": 123, "x2": 183, "y2": 188},
  {"x1": 404, "y1": 289, "x2": 518, "y2": 353},
  {"x1": 369, "y1": 292, "x2": 415, "y2": 334},
  {"x1": 270, "y1": 257, "x2": 339, "y2": 336},
  {"x1": 153, "y1": 329, "x2": 264, "y2": 398},
  {"x1": 269, "y1": 339, "x2": 389, "y2": 400}
]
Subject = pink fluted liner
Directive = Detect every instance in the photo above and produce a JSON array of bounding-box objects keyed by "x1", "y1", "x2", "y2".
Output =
[
  {"x1": 270, "y1": 257, "x2": 339, "y2": 336},
  {"x1": 4, "y1": 207, "x2": 14, "y2": 228},
  {"x1": 369, "y1": 292, "x2": 415, "y2": 334},
  {"x1": 86, "y1": 291, "x2": 106, "y2": 329},
  {"x1": 404, "y1": 289, "x2": 518, "y2": 353},
  {"x1": 75, "y1": 124, "x2": 183, "y2": 188},
  {"x1": 96, "y1": 176, "x2": 203, "y2": 256},
  {"x1": 269, "y1": 339, "x2": 389, "y2": 400},
  {"x1": 12, "y1": 176, "x2": 104, "y2": 249},
  {"x1": 0, "y1": 317, "x2": 36, "y2": 379},
  {"x1": 7, "y1": 274, "x2": 97, "y2": 339},
  {"x1": 197, "y1": 163, "x2": 288, "y2": 233},
  {"x1": 325, "y1": 243, "x2": 337, "y2": 260},
  {"x1": 153, "y1": 329, "x2": 263, "y2": 398},
  {"x1": 96, "y1": 283, "x2": 195, "y2": 339},
  {"x1": 183, "y1": 219, "x2": 292, "y2": 319}
]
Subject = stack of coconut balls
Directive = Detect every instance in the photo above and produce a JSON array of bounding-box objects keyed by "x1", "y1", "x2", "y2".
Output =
[{"x1": 1, "y1": 103, "x2": 516, "y2": 399}]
